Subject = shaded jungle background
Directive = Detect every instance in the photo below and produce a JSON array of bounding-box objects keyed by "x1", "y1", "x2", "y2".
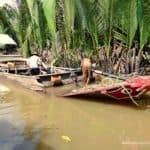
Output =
[{"x1": 0, "y1": 0, "x2": 150, "y2": 75}]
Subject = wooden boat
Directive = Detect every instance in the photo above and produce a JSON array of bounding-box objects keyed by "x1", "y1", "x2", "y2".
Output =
[
  {"x1": 0, "y1": 58, "x2": 82, "y2": 91},
  {"x1": 0, "y1": 69, "x2": 82, "y2": 91},
  {"x1": 60, "y1": 72, "x2": 150, "y2": 106}
]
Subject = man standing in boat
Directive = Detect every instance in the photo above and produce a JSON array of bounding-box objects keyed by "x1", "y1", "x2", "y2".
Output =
[
  {"x1": 81, "y1": 53, "x2": 92, "y2": 86},
  {"x1": 27, "y1": 51, "x2": 47, "y2": 75}
]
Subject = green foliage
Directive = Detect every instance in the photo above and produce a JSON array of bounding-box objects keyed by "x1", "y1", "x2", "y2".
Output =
[
  {"x1": 113, "y1": 0, "x2": 138, "y2": 49},
  {"x1": 0, "y1": 7, "x2": 17, "y2": 42},
  {"x1": 139, "y1": 0, "x2": 150, "y2": 50},
  {"x1": 42, "y1": 0, "x2": 57, "y2": 46},
  {"x1": 63, "y1": 0, "x2": 75, "y2": 49},
  {"x1": 102, "y1": 0, "x2": 116, "y2": 58},
  {"x1": 1, "y1": 0, "x2": 150, "y2": 62},
  {"x1": 37, "y1": 0, "x2": 51, "y2": 49},
  {"x1": 55, "y1": 0, "x2": 66, "y2": 49}
]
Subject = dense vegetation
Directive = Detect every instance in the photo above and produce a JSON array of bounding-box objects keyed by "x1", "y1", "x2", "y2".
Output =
[{"x1": 0, "y1": 0, "x2": 150, "y2": 74}]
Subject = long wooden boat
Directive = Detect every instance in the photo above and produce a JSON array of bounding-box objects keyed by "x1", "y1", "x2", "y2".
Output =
[
  {"x1": 0, "y1": 70, "x2": 82, "y2": 91},
  {"x1": 60, "y1": 74, "x2": 150, "y2": 106},
  {"x1": 0, "y1": 58, "x2": 82, "y2": 91}
]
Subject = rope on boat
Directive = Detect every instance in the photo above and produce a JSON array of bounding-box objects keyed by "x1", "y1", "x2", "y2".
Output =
[
  {"x1": 121, "y1": 85, "x2": 140, "y2": 107},
  {"x1": 101, "y1": 77, "x2": 114, "y2": 86},
  {"x1": 101, "y1": 78, "x2": 140, "y2": 106},
  {"x1": 101, "y1": 76, "x2": 149, "y2": 108},
  {"x1": 121, "y1": 84, "x2": 150, "y2": 108}
]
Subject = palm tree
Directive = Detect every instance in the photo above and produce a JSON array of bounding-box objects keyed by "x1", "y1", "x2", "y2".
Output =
[
  {"x1": 0, "y1": 0, "x2": 150, "y2": 72},
  {"x1": 0, "y1": 6, "x2": 18, "y2": 43}
]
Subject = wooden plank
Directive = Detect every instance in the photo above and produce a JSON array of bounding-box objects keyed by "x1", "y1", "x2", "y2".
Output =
[{"x1": 94, "y1": 70, "x2": 127, "y2": 81}]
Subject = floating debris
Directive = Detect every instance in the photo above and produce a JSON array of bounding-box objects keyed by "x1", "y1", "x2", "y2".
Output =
[
  {"x1": 61, "y1": 135, "x2": 71, "y2": 143},
  {"x1": 0, "y1": 84, "x2": 10, "y2": 93}
]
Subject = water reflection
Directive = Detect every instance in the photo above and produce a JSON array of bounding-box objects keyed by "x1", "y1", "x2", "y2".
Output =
[{"x1": 0, "y1": 78, "x2": 150, "y2": 150}]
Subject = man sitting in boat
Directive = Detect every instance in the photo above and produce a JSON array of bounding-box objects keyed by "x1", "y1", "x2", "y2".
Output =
[
  {"x1": 81, "y1": 53, "x2": 92, "y2": 86},
  {"x1": 27, "y1": 52, "x2": 47, "y2": 75}
]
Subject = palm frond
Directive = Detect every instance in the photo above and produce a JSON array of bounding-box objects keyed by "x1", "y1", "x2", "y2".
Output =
[
  {"x1": 98, "y1": 0, "x2": 116, "y2": 58},
  {"x1": 63, "y1": 0, "x2": 75, "y2": 49},
  {"x1": 113, "y1": 0, "x2": 138, "y2": 50},
  {"x1": 121, "y1": 0, "x2": 138, "y2": 49},
  {"x1": 139, "y1": 0, "x2": 150, "y2": 50},
  {"x1": 42, "y1": 0, "x2": 57, "y2": 46},
  {"x1": 75, "y1": 0, "x2": 88, "y2": 30}
]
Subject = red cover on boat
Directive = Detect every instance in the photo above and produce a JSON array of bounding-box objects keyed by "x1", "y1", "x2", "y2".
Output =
[{"x1": 60, "y1": 76, "x2": 150, "y2": 100}]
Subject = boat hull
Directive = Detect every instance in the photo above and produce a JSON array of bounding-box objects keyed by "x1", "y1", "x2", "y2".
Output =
[
  {"x1": 0, "y1": 69, "x2": 82, "y2": 91},
  {"x1": 61, "y1": 76, "x2": 150, "y2": 100}
]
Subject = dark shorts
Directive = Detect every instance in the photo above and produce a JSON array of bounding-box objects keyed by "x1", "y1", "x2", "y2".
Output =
[{"x1": 31, "y1": 68, "x2": 40, "y2": 75}]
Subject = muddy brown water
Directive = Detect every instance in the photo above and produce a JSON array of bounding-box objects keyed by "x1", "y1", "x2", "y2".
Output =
[{"x1": 0, "y1": 77, "x2": 150, "y2": 150}]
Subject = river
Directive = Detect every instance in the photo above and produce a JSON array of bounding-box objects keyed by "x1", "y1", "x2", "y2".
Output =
[{"x1": 0, "y1": 77, "x2": 150, "y2": 150}]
